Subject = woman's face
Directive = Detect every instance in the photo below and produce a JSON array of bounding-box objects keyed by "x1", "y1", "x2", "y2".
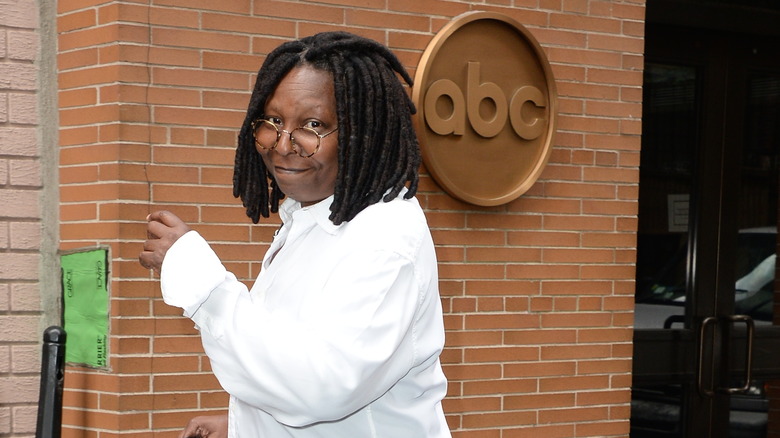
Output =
[{"x1": 258, "y1": 65, "x2": 339, "y2": 207}]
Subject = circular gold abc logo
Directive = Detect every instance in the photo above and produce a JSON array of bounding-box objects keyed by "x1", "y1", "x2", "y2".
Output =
[{"x1": 412, "y1": 11, "x2": 557, "y2": 206}]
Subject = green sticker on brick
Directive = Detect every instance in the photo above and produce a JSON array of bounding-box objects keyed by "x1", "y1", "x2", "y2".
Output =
[{"x1": 61, "y1": 248, "x2": 109, "y2": 368}]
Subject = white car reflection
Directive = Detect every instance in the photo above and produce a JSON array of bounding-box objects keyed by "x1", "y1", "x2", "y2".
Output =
[{"x1": 634, "y1": 227, "x2": 776, "y2": 329}]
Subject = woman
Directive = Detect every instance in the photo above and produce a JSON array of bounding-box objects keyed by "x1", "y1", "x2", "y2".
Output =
[{"x1": 139, "y1": 32, "x2": 451, "y2": 437}]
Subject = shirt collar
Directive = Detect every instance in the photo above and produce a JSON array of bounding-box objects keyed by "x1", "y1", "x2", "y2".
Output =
[
  {"x1": 278, "y1": 187, "x2": 410, "y2": 234},
  {"x1": 279, "y1": 195, "x2": 341, "y2": 235}
]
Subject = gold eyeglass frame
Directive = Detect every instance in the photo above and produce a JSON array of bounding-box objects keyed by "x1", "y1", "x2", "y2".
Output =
[{"x1": 251, "y1": 118, "x2": 338, "y2": 158}]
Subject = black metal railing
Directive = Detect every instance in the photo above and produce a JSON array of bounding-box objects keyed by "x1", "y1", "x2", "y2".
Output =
[{"x1": 35, "y1": 326, "x2": 66, "y2": 438}]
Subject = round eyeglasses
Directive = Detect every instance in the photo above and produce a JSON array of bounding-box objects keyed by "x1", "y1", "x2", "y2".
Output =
[{"x1": 252, "y1": 118, "x2": 338, "y2": 158}]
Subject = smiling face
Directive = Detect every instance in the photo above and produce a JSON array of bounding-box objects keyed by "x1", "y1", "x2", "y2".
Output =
[{"x1": 258, "y1": 65, "x2": 339, "y2": 207}]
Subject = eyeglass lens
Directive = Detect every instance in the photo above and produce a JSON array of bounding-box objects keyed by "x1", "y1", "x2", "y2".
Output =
[{"x1": 254, "y1": 120, "x2": 321, "y2": 158}]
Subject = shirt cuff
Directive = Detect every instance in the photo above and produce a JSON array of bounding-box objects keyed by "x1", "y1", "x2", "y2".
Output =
[{"x1": 160, "y1": 230, "x2": 227, "y2": 318}]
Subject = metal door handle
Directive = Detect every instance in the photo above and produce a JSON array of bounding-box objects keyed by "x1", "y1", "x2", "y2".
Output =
[
  {"x1": 698, "y1": 316, "x2": 718, "y2": 397},
  {"x1": 723, "y1": 315, "x2": 754, "y2": 394},
  {"x1": 697, "y1": 315, "x2": 755, "y2": 397}
]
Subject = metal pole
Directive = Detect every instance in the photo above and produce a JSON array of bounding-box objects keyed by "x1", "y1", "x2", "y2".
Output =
[{"x1": 35, "y1": 326, "x2": 66, "y2": 438}]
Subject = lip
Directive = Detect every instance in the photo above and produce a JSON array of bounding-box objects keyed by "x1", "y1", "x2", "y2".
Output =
[{"x1": 274, "y1": 165, "x2": 308, "y2": 174}]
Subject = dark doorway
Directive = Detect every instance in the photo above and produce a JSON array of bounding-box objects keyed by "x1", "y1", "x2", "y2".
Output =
[{"x1": 630, "y1": 2, "x2": 780, "y2": 436}]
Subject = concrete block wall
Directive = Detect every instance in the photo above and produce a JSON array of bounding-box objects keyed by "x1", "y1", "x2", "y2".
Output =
[
  {"x1": 1, "y1": 0, "x2": 59, "y2": 437},
  {"x1": 54, "y1": 0, "x2": 643, "y2": 436}
]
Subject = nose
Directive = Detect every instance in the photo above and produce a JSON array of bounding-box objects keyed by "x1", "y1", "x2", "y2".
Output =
[{"x1": 274, "y1": 129, "x2": 296, "y2": 156}]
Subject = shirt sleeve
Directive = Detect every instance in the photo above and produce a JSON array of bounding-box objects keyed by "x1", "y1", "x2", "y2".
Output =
[
  {"x1": 193, "y1": 249, "x2": 431, "y2": 427},
  {"x1": 160, "y1": 230, "x2": 240, "y2": 318}
]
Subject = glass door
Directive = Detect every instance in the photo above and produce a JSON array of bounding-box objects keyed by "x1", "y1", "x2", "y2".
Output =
[
  {"x1": 631, "y1": 25, "x2": 780, "y2": 438},
  {"x1": 729, "y1": 68, "x2": 780, "y2": 438}
]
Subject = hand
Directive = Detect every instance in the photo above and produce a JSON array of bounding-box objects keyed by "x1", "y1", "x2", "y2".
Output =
[
  {"x1": 139, "y1": 210, "x2": 191, "y2": 274},
  {"x1": 179, "y1": 414, "x2": 228, "y2": 438}
]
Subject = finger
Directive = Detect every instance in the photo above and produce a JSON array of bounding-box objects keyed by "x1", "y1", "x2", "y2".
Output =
[
  {"x1": 146, "y1": 218, "x2": 164, "y2": 240},
  {"x1": 143, "y1": 238, "x2": 159, "y2": 252},
  {"x1": 147, "y1": 219, "x2": 173, "y2": 240},
  {"x1": 138, "y1": 252, "x2": 160, "y2": 272},
  {"x1": 180, "y1": 419, "x2": 200, "y2": 438},
  {"x1": 148, "y1": 210, "x2": 186, "y2": 229}
]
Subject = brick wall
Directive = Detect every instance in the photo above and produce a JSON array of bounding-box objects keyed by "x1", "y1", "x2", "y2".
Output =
[
  {"x1": 56, "y1": 0, "x2": 643, "y2": 436},
  {"x1": 1, "y1": 0, "x2": 59, "y2": 437}
]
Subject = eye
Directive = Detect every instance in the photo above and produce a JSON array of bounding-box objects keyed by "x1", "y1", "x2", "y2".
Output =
[
  {"x1": 302, "y1": 120, "x2": 324, "y2": 131},
  {"x1": 265, "y1": 116, "x2": 282, "y2": 126}
]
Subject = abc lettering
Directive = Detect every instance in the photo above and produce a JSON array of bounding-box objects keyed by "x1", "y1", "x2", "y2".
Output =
[{"x1": 423, "y1": 62, "x2": 546, "y2": 140}]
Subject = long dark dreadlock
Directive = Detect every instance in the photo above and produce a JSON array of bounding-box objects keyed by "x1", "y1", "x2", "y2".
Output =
[{"x1": 233, "y1": 31, "x2": 421, "y2": 225}]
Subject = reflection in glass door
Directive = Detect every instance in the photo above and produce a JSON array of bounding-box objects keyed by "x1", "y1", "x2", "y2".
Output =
[
  {"x1": 631, "y1": 60, "x2": 698, "y2": 438},
  {"x1": 633, "y1": 63, "x2": 696, "y2": 329},
  {"x1": 729, "y1": 72, "x2": 780, "y2": 438},
  {"x1": 631, "y1": 25, "x2": 780, "y2": 438}
]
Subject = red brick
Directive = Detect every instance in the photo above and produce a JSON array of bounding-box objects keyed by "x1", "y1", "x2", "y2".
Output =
[
  {"x1": 445, "y1": 396, "x2": 502, "y2": 413},
  {"x1": 539, "y1": 406, "x2": 609, "y2": 423},
  {"x1": 462, "y1": 378, "x2": 537, "y2": 396},
  {"x1": 461, "y1": 411, "x2": 537, "y2": 429},
  {"x1": 505, "y1": 392, "x2": 575, "y2": 410},
  {"x1": 346, "y1": 9, "x2": 430, "y2": 32},
  {"x1": 539, "y1": 375, "x2": 610, "y2": 392},
  {"x1": 153, "y1": 373, "x2": 223, "y2": 392},
  {"x1": 464, "y1": 346, "x2": 539, "y2": 363},
  {"x1": 152, "y1": 28, "x2": 249, "y2": 52},
  {"x1": 202, "y1": 13, "x2": 295, "y2": 37}
]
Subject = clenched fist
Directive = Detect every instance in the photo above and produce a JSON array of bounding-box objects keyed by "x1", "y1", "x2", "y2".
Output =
[
  {"x1": 180, "y1": 414, "x2": 228, "y2": 438},
  {"x1": 139, "y1": 210, "x2": 191, "y2": 274}
]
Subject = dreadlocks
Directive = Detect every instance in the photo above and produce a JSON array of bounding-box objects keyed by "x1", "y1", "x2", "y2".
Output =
[{"x1": 233, "y1": 31, "x2": 421, "y2": 225}]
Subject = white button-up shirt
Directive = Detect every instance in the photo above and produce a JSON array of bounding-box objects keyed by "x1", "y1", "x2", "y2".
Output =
[{"x1": 160, "y1": 192, "x2": 451, "y2": 437}]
